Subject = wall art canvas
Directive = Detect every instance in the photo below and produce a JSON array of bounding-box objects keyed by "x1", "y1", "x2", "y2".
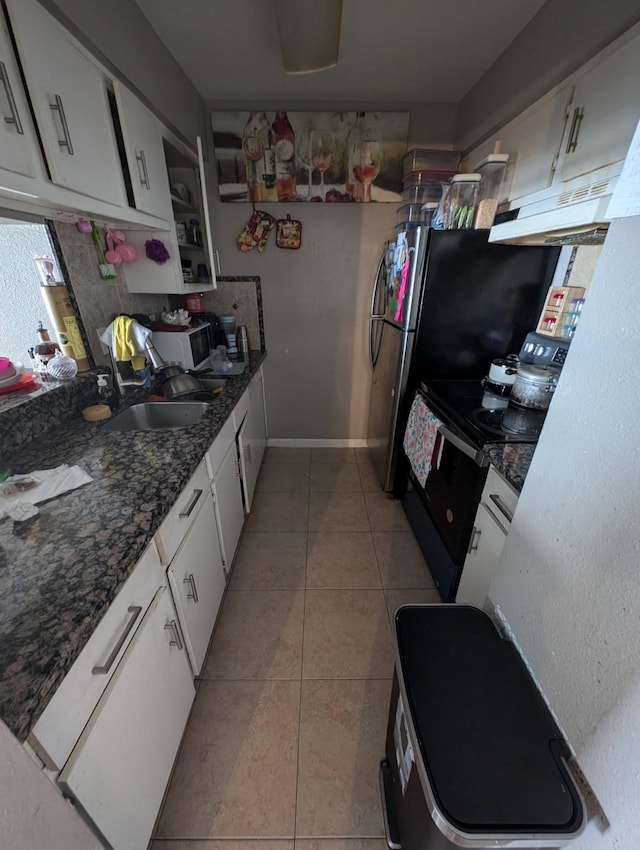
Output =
[{"x1": 211, "y1": 110, "x2": 410, "y2": 203}]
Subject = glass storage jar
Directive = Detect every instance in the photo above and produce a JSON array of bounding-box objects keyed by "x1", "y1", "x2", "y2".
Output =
[{"x1": 445, "y1": 173, "x2": 481, "y2": 229}]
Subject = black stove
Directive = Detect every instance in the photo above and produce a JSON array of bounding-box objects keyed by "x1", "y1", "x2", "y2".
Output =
[{"x1": 421, "y1": 379, "x2": 547, "y2": 450}]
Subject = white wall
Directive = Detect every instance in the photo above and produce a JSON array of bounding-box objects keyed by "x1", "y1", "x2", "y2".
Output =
[
  {"x1": 206, "y1": 103, "x2": 454, "y2": 440},
  {"x1": 488, "y1": 215, "x2": 640, "y2": 848},
  {"x1": 0, "y1": 224, "x2": 55, "y2": 365},
  {"x1": 0, "y1": 720, "x2": 103, "y2": 849}
]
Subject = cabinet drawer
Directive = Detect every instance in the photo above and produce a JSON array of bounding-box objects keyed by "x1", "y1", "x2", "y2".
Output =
[
  {"x1": 482, "y1": 466, "x2": 518, "y2": 527},
  {"x1": 154, "y1": 459, "x2": 210, "y2": 565},
  {"x1": 205, "y1": 415, "x2": 236, "y2": 478},
  {"x1": 28, "y1": 542, "x2": 162, "y2": 770},
  {"x1": 232, "y1": 386, "x2": 250, "y2": 432}
]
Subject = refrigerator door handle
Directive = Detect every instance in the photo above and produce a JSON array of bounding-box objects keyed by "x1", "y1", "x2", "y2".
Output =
[
  {"x1": 370, "y1": 251, "x2": 387, "y2": 368},
  {"x1": 370, "y1": 252, "x2": 386, "y2": 320}
]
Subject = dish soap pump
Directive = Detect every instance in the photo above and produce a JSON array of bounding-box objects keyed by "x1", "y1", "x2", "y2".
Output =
[{"x1": 96, "y1": 374, "x2": 118, "y2": 410}]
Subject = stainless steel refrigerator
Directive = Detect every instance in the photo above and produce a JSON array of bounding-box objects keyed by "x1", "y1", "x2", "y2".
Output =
[{"x1": 366, "y1": 227, "x2": 561, "y2": 492}]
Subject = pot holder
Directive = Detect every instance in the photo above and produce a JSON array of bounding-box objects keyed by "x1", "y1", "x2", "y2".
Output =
[
  {"x1": 275, "y1": 214, "x2": 302, "y2": 249},
  {"x1": 237, "y1": 209, "x2": 276, "y2": 253}
]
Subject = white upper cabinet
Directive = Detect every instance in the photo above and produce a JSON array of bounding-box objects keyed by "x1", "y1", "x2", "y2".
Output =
[
  {"x1": 6, "y1": 0, "x2": 126, "y2": 206},
  {"x1": 557, "y1": 31, "x2": 640, "y2": 184},
  {"x1": 501, "y1": 86, "x2": 573, "y2": 203},
  {"x1": 114, "y1": 81, "x2": 172, "y2": 219},
  {"x1": 0, "y1": 13, "x2": 40, "y2": 180}
]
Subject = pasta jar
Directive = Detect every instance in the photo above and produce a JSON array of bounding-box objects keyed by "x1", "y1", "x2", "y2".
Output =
[{"x1": 445, "y1": 173, "x2": 481, "y2": 229}]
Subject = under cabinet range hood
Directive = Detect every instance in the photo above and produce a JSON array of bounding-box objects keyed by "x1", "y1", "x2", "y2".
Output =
[{"x1": 489, "y1": 162, "x2": 621, "y2": 246}]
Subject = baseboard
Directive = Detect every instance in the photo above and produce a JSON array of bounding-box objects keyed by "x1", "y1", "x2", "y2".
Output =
[{"x1": 267, "y1": 438, "x2": 368, "y2": 448}]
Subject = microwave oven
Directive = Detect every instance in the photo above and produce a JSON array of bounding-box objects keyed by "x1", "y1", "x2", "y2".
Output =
[{"x1": 151, "y1": 323, "x2": 211, "y2": 371}]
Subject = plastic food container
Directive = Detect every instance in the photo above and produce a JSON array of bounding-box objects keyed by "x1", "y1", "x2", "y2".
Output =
[
  {"x1": 403, "y1": 149, "x2": 460, "y2": 176},
  {"x1": 402, "y1": 183, "x2": 444, "y2": 205},
  {"x1": 396, "y1": 203, "x2": 428, "y2": 224},
  {"x1": 444, "y1": 173, "x2": 481, "y2": 229},
  {"x1": 395, "y1": 221, "x2": 421, "y2": 233},
  {"x1": 403, "y1": 169, "x2": 458, "y2": 186}
]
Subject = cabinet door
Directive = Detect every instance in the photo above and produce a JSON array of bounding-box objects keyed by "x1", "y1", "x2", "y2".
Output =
[
  {"x1": 456, "y1": 503, "x2": 507, "y2": 608},
  {"x1": 0, "y1": 17, "x2": 40, "y2": 179},
  {"x1": 502, "y1": 86, "x2": 572, "y2": 202},
  {"x1": 559, "y1": 33, "x2": 640, "y2": 183},
  {"x1": 238, "y1": 376, "x2": 267, "y2": 512},
  {"x1": 196, "y1": 135, "x2": 218, "y2": 287},
  {"x1": 167, "y1": 492, "x2": 226, "y2": 675},
  {"x1": 115, "y1": 82, "x2": 172, "y2": 218},
  {"x1": 7, "y1": 0, "x2": 125, "y2": 205},
  {"x1": 212, "y1": 439, "x2": 245, "y2": 573},
  {"x1": 59, "y1": 587, "x2": 195, "y2": 850}
]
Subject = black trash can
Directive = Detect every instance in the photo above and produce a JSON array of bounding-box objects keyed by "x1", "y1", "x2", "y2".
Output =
[{"x1": 380, "y1": 605, "x2": 585, "y2": 849}]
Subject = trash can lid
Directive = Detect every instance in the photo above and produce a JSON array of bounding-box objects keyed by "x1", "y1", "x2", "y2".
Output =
[{"x1": 395, "y1": 605, "x2": 584, "y2": 835}]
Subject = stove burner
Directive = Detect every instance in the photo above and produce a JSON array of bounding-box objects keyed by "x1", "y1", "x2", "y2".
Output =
[{"x1": 471, "y1": 405, "x2": 546, "y2": 439}]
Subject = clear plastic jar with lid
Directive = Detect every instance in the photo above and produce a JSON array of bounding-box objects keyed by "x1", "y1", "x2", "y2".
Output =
[{"x1": 445, "y1": 173, "x2": 481, "y2": 229}]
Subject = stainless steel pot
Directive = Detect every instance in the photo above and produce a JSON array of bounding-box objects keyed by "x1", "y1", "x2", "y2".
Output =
[
  {"x1": 162, "y1": 372, "x2": 204, "y2": 399},
  {"x1": 510, "y1": 363, "x2": 560, "y2": 410}
]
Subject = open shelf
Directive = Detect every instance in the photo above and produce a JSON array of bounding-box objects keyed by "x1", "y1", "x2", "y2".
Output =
[{"x1": 170, "y1": 194, "x2": 198, "y2": 213}]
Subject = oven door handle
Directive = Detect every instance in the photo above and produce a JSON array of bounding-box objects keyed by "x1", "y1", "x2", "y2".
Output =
[{"x1": 438, "y1": 425, "x2": 488, "y2": 467}]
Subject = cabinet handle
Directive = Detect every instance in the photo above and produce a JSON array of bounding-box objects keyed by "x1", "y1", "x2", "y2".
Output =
[
  {"x1": 467, "y1": 526, "x2": 481, "y2": 554},
  {"x1": 164, "y1": 619, "x2": 184, "y2": 650},
  {"x1": 565, "y1": 106, "x2": 584, "y2": 154},
  {"x1": 489, "y1": 493, "x2": 514, "y2": 524},
  {"x1": 213, "y1": 249, "x2": 221, "y2": 276},
  {"x1": 91, "y1": 605, "x2": 142, "y2": 674},
  {"x1": 179, "y1": 488, "x2": 203, "y2": 518},
  {"x1": 183, "y1": 573, "x2": 199, "y2": 603},
  {"x1": 136, "y1": 150, "x2": 150, "y2": 189},
  {"x1": 0, "y1": 61, "x2": 24, "y2": 135},
  {"x1": 246, "y1": 443, "x2": 252, "y2": 464},
  {"x1": 49, "y1": 95, "x2": 74, "y2": 155}
]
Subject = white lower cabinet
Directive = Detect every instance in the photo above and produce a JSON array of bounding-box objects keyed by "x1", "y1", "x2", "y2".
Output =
[
  {"x1": 212, "y1": 439, "x2": 245, "y2": 574},
  {"x1": 238, "y1": 373, "x2": 267, "y2": 512},
  {"x1": 457, "y1": 466, "x2": 519, "y2": 608},
  {"x1": 167, "y1": 491, "x2": 226, "y2": 674},
  {"x1": 59, "y1": 586, "x2": 195, "y2": 850}
]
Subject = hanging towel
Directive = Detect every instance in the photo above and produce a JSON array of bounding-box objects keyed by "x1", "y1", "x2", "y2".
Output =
[
  {"x1": 403, "y1": 394, "x2": 443, "y2": 487},
  {"x1": 100, "y1": 316, "x2": 151, "y2": 370}
]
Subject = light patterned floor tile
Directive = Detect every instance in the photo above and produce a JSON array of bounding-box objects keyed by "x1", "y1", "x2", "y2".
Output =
[
  {"x1": 306, "y1": 532, "x2": 381, "y2": 589},
  {"x1": 246, "y1": 490, "x2": 309, "y2": 533},
  {"x1": 372, "y1": 532, "x2": 435, "y2": 588},
  {"x1": 308, "y1": 491, "x2": 369, "y2": 532},
  {"x1": 230, "y1": 532, "x2": 307, "y2": 589},
  {"x1": 156, "y1": 680, "x2": 300, "y2": 839},
  {"x1": 296, "y1": 680, "x2": 390, "y2": 837},
  {"x1": 203, "y1": 590, "x2": 304, "y2": 679},
  {"x1": 303, "y1": 589, "x2": 393, "y2": 679}
]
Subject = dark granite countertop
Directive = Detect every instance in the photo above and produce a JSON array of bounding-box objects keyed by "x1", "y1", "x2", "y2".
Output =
[
  {"x1": 483, "y1": 443, "x2": 536, "y2": 492},
  {"x1": 0, "y1": 351, "x2": 266, "y2": 742}
]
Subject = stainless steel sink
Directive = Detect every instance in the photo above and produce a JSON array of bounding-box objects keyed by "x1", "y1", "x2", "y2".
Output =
[{"x1": 102, "y1": 402, "x2": 210, "y2": 431}]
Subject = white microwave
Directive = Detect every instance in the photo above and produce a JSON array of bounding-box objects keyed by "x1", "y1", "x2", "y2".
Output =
[{"x1": 151, "y1": 323, "x2": 211, "y2": 371}]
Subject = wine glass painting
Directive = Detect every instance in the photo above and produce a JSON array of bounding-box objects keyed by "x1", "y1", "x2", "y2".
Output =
[{"x1": 211, "y1": 111, "x2": 409, "y2": 203}]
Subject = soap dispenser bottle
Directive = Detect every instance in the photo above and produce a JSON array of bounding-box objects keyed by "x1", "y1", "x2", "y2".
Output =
[{"x1": 97, "y1": 374, "x2": 118, "y2": 410}]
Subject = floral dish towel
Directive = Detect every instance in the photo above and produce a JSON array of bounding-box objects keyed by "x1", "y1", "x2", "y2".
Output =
[{"x1": 403, "y1": 394, "x2": 443, "y2": 487}]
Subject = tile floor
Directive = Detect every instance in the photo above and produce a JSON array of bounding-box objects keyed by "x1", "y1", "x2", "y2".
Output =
[{"x1": 154, "y1": 447, "x2": 439, "y2": 849}]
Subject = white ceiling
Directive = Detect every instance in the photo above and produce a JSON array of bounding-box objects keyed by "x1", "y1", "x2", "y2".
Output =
[{"x1": 134, "y1": 0, "x2": 546, "y2": 103}]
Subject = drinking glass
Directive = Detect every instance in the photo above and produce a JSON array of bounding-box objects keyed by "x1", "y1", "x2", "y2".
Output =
[
  {"x1": 353, "y1": 138, "x2": 382, "y2": 202},
  {"x1": 310, "y1": 129, "x2": 335, "y2": 200},
  {"x1": 297, "y1": 130, "x2": 314, "y2": 200}
]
